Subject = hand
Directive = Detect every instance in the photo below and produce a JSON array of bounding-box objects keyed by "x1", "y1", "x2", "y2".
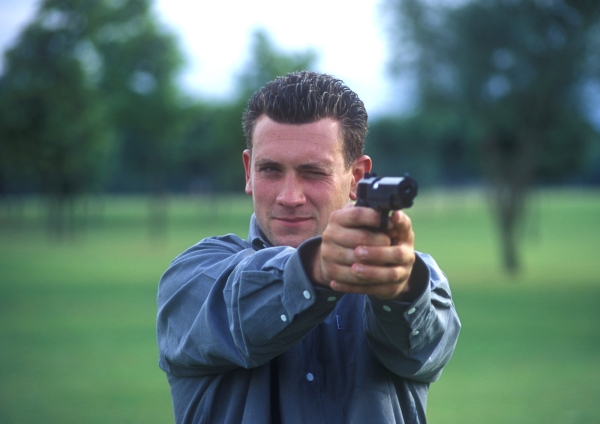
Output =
[{"x1": 312, "y1": 205, "x2": 416, "y2": 300}]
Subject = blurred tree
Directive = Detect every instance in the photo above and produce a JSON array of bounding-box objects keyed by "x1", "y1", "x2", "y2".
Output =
[
  {"x1": 92, "y1": 0, "x2": 186, "y2": 238},
  {"x1": 367, "y1": 112, "x2": 476, "y2": 187},
  {"x1": 179, "y1": 101, "x2": 246, "y2": 193},
  {"x1": 236, "y1": 28, "x2": 317, "y2": 100},
  {"x1": 0, "y1": 0, "x2": 186, "y2": 237},
  {"x1": 0, "y1": 2, "x2": 114, "y2": 235},
  {"x1": 383, "y1": 0, "x2": 600, "y2": 273},
  {"x1": 180, "y1": 29, "x2": 317, "y2": 193},
  {"x1": 95, "y1": 0, "x2": 186, "y2": 192}
]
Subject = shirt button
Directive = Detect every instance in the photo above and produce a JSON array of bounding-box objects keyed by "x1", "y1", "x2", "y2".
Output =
[
  {"x1": 412, "y1": 330, "x2": 420, "y2": 336},
  {"x1": 303, "y1": 290, "x2": 311, "y2": 300},
  {"x1": 407, "y1": 307, "x2": 416, "y2": 315},
  {"x1": 280, "y1": 314, "x2": 287, "y2": 322},
  {"x1": 306, "y1": 373, "x2": 314, "y2": 382},
  {"x1": 383, "y1": 305, "x2": 392, "y2": 312},
  {"x1": 327, "y1": 296, "x2": 337, "y2": 302}
]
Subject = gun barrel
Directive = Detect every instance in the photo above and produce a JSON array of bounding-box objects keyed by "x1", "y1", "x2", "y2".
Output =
[{"x1": 356, "y1": 174, "x2": 418, "y2": 210}]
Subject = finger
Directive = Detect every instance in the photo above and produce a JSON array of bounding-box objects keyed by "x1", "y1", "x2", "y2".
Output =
[
  {"x1": 320, "y1": 243, "x2": 356, "y2": 267},
  {"x1": 320, "y1": 232, "x2": 396, "y2": 283},
  {"x1": 350, "y1": 262, "x2": 412, "y2": 285},
  {"x1": 330, "y1": 280, "x2": 405, "y2": 300},
  {"x1": 354, "y1": 244, "x2": 415, "y2": 267},
  {"x1": 331, "y1": 206, "x2": 383, "y2": 230},
  {"x1": 320, "y1": 261, "x2": 361, "y2": 285},
  {"x1": 321, "y1": 254, "x2": 407, "y2": 286},
  {"x1": 321, "y1": 257, "x2": 413, "y2": 287},
  {"x1": 388, "y1": 210, "x2": 414, "y2": 244},
  {"x1": 322, "y1": 225, "x2": 391, "y2": 250}
]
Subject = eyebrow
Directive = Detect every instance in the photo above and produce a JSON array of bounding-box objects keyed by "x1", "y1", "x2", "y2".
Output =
[
  {"x1": 254, "y1": 158, "x2": 334, "y2": 173},
  {"x1": 254, "y1": 158, "x2": 280, "y2": 169}
]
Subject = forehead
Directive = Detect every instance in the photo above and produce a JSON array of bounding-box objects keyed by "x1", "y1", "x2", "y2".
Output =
[{"x1": 251, "y1": 116, "x2": 344, "y2": 160}]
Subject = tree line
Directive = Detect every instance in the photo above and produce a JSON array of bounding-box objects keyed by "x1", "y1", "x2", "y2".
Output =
[{"x1": 1, "y1": 0, "x2": 599, "y2": 272}]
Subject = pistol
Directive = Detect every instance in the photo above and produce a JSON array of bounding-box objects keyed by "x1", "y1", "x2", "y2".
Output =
[{"x1": 355, "y1": 173, "x2": 418, "y2": 230}]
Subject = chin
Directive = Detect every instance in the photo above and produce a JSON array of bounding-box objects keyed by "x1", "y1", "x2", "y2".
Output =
[
  {"x1": 274, "y1": 238, "x2": 303, "y2": 248},
  {"x1": 272, "y1": 233, "x2": 311, "y2": 248}
]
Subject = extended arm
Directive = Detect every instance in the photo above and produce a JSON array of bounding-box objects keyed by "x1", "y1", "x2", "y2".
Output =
[
  {"x1": 306, "y1": 205, "x2": 460, "y2": 382},
  {"x1": 156, "y1": 234, "x2": 339, "y2": 377},
  {"x1": 364, "y1": 253, "x2": 460, "y2": 382}
]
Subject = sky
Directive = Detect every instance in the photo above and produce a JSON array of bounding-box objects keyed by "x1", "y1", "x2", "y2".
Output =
[{"x1": 0, "y1": 0, "x2": 409, "y2": 116}]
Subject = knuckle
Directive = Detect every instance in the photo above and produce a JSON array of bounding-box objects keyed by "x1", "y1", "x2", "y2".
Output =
[
  {"x1": 323, "y1": 262, "x2": 338, "y2": 277},
  {"x1": 388, "y1": 267, "x2": 404, "y2": 283},
  {"x1": 391, "y1": 246, "x2": 404, "y2": 263},
  {"x1": 352, "y1": 206, "x2": 379, "y2": 226},
  {"x1": 320, "y1": 244, "x2": 334, "y2": 261},
  {"x1": 357, "y1": 231, "x2": 374, "y2": 246},
  {"x1": 328, "y1": 208, "x2": 344, "y2": 223},
  {"x1": 375, "y1": 233, "x2": 392, "y2": 246},
  {"x1": 397, "y1": 245, "x2": 414, "y2": 263}
]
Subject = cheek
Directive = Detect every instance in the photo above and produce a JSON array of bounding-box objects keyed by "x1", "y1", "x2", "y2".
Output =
[
  {"x1": 251, "y1": 180, "x2": 278, "y2": 203},
  {"x1": 333, "y1": 179, "x2": 353, "y2": 204},
  {"x1": 314, "y1": 183, "x2": 350, "y2": 213}
]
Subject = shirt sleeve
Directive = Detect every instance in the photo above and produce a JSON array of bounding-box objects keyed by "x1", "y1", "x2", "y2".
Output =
[
  {"x1": 156, "y1": 235, "x2": 340, "y2": 377},
  {"x1": 363, "y1": 252, "x2": 461, "y2": 382}
]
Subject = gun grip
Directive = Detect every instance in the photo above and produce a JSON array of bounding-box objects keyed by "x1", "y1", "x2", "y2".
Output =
[{"x1": 379, "y1": 211, "x2": 389, "y2": 231}]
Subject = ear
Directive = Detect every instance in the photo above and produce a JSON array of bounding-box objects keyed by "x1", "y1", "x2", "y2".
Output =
[
  {"x1": 242, "y1": 150, "x2": 253, "y2": 195},
  {"x1": 349, "y1": 155, "x2": 372, "y2": 201}
]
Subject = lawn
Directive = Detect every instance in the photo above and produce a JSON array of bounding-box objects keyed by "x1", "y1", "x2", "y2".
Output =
[{"x1": 0, "y1": 189, "x2": 598, "y2": 423}]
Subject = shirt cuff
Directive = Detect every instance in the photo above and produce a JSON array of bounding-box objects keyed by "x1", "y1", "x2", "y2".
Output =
[{"x1": 366, "y1": 253, "x2": 432, "y2": 347}]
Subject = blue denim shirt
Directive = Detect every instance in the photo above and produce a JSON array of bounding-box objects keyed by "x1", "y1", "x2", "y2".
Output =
[{"x1": 157, "y1": 215, "x2": 460, "y2": 423}]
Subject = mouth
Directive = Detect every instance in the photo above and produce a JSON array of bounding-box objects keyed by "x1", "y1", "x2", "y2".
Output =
[
  {"x1": 275, "y1": 216, "x2": 311, "y2": 221},
  {"x1": 273, "y1": 216, "x2": 313, "y2": 225}
]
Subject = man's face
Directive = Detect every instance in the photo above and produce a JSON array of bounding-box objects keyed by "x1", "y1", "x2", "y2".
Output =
[{"x1": 243, "y1": 116, "x2": 370, "y2": 248}]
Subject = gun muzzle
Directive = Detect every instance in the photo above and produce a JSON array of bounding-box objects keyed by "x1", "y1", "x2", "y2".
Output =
[
  {"x1": 356, "y1": 173, "x2": 419, "y2": 230},
  {"x1": 357, "y1": 174, "x2": 418, "y2": 210}
]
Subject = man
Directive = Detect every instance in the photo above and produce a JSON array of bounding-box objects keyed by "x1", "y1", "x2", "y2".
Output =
[{"x1": 157, "y1": 71, "x2": 460, "y2": 423}]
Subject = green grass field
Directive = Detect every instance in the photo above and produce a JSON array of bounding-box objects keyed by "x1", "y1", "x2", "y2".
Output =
[{"x1": 0, "y1": 189, "x2": 598, "y2": 423}]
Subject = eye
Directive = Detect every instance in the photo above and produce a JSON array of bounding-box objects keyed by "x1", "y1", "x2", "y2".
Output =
[
  {"x1": 259, "y1": 166, "x2": 281, "y2": 176},
  {"x1": 304, "y1": 170, "x2": 328, "y2": 179}
]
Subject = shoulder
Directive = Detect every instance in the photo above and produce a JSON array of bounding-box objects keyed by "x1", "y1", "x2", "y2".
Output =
[
  {"x1": 172, "y1": 234, "x2": 252, "y2": 264},
  {"x1": 158, "y1": 234, "x2": 254, "y2": 300},
  {"x1": 161, "y1": 234, "x2": 253, "y2": 285}
]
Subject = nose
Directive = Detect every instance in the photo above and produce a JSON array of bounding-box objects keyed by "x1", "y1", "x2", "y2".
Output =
[{"x1": 276, "y1": 174, "x2": 306, "y2": 208}]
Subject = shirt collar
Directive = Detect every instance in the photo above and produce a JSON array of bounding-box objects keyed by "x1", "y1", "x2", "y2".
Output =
[{"x1": 248, "y1": 213, "x2": 273, "y2": 250}]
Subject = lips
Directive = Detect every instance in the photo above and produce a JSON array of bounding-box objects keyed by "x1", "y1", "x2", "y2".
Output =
[
  {"x1": 275, "y1": 217, "x2": 311, "y2": 223},
  {"x1": 273, "y1": 216, "x2": 314, "y2": 226}
]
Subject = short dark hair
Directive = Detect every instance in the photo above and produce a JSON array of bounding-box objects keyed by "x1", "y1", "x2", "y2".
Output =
[{"x1": 243, "y1": 71, "x2": 368, "y2": 167}]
